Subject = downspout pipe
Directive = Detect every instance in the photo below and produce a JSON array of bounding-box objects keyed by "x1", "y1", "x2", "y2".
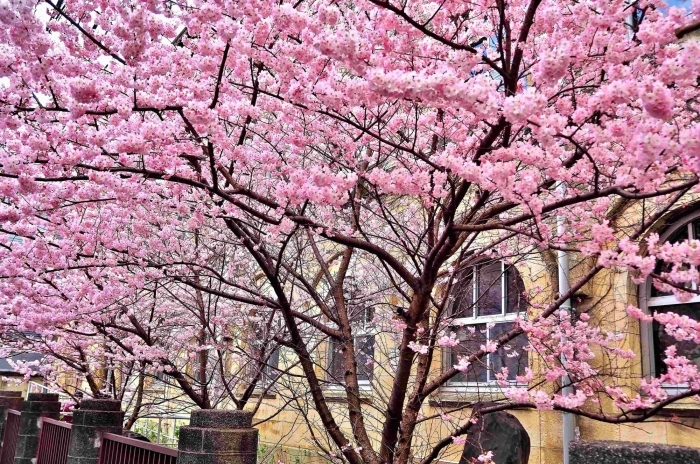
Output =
[{"x1": 558, "y1": 182, "x2": 576, "y2": 464}]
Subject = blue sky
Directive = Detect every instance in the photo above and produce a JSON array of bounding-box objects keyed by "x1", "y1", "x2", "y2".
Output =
[{"x1": 666, "y1": 0, "x2": 692, "y2": 11}]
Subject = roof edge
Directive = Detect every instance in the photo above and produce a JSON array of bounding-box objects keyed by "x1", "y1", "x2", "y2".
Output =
[{"x1": 676, "y1": 20, "x2": 700, "y2": 39}]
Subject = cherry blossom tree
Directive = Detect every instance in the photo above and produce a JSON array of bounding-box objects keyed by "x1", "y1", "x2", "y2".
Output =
[{"x1": 1, "y1": 0, "x2": 700, "y2": 463}]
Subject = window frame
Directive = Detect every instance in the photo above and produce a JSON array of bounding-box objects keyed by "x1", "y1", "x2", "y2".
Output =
[
  {"x1": 260, "y1": 347, "x2": 281, "y2": 387},
  {"x1": 443, "y1": 261, "x2": 528, "y2": 392},
  {"x1": 640, "y1": 208, "x2": 700, "y2": 388},
  {"x1": 326, "y1": 307, "x2": 375, "y2": 391}
]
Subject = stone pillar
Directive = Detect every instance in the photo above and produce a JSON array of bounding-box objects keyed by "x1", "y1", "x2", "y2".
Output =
[
  {"x1": 66, "y1": 399, "x2": 124, "y2": 464},
  {"x1": 14, "y1": 393, "x2": 60, "y2": 464},
  {"x1": 0, "y1": 392, "x2": 23, "y2": 440},
  {"x1": 178, "y1": 410, "x2": 258, "y2": 464}
]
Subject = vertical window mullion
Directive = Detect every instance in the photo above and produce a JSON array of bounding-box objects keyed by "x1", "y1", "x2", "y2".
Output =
[
  {"x1": 501, "y1": 261, "x2": 507, "y2": 316},
  {"x1": 691, "y1": 223, "x2": 698, "y2": 291},
  {"x1": 473, "y1": 266, "x2": 478, "y2": 318},
  {"x1": 486, "y1": 326, "x2": 491, "y2": 382}
]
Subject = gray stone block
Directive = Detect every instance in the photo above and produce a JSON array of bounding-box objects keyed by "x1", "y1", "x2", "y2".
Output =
[
  {"x1": 570, "y1": 440, "x2": 700, "y2": 464},
  {"x1": 177, "y1": 450, "x2": 257, "y2": 464},
  {"x1": 23, "y1": 400, "x2": 61, "y2": 413},
  {"x1": 178, "y1": 428, "x2": 204, "y2": 452},
  {"x1": 178, "y1": 409, "x2": 259, "y2": 464},
  {"x1": 13, "y1": 395, "x2": 60, "y2": 464},
  {"x1": 79, "y1": 399, "x2": 122, "y2": 411},
  {"x1": 201, "y1": 429, "x2": 258, "y2": 453},
  {"x1": 66, "y1": 399, "x2": 123, "y2": 464},
  {"x1": 26, "y1": 393, "x2": 58, "y2": 402},
  {"x1": 190, "y1": 410, "x2": 253, "y2": 428},
  {"x1": 0, "y1": 397, "x2": 24, "y2": 409},
  {"x1": 72, "y1": 410, "x2": 124, "y2": 427}
]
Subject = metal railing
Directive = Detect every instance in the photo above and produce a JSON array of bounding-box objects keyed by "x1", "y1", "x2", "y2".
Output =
[
  {"x1": 98, "y1": 432, "x2": 178, "y2": 464},
  {"x1": 0, "y1": 410, "x2": 21, "y2": 464},
  {"x1": 37, "y1": 417, "x2": 72, "y2": 464}
]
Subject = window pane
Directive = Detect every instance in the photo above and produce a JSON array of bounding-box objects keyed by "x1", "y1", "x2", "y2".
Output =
[
  {"x1": 651, "y1": 225, "x2": 689, "y2": 297},
  {"x1": 263, "y1": 348, "x2": 280, "y2": 385},
  {"x1": 356, "y1": 335, "x2": 375, "y2": 381},
  {"x1": 329, "y1": 337, "x2": 375, "y2": 382},
  {"x1": 477, "y1": 262, "x2": 502, "y2": 316},
  {"x1": 653, "y1": 303, "x2": 700, "y2": 376},
  {"x1": 448, "y1": 324, "x2": 487, "y2": 383},
  {"x1": 506, "y1": 266, "x2": 527, "y2": 314},
  {"x1": 329, "y1": 338, "x2": 344, "y2": 382},
  {"x1": 489, "y1": 322, "x2": 528, "y2": 380},
  {"x1": 364, "y1": 307, "x2": 375, "y2": 326},
  {"x1": 349, "y1": 306, "x2": 373, "y2": 327},
  {"x1": 450, "y1": 268, "x2": 474, "y2": 319}
]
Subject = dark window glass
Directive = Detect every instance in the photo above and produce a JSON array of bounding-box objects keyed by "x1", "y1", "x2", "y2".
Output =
[
  {"x1": 329, "y1": 338, "x2": 345, "y2": 382},
  {"x1": 449, "y1": 325, "x2": 488, "y2": 383},
  {"x1": 490, "y1": 322, "x2": 528, "y2": 380},
  {"x1": 445, "y1": 261, "x2": 529, "y2": 384},
  {"x1": 450, "y1": 268, "x2": 474, "y2": 318},
  {"x1": 356, "y1": 335, "x2": 375, "y2": 381},
  {"x1": 477, "y1": 262, "x2": 502, "y2": 316},
  {"x1": 262, "y1": 348, "x2": 280, "y2": 385},
  {"x1": 652, "y1": 303, "x2": 700, "y2": 376},
  {"x1": 329, "y1": 336, "x2": 375, "y2": 383},
  {"x1": 506, "y1": 267, "x2": 527, "y2": 314},
  {"x1": 651, "y1": 224, "x2": 689, "y2": 297}
]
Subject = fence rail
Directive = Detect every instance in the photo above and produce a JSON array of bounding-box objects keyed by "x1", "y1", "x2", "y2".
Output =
[
  {"x1": 37, "y1": 417, "x2": 73, "y2": 464},
  {"x1": 0, "y1": 409, "x2": 21, "y2": 464},
  {"x1": 98, "y1": 432, "x2": 178, "y2": 464}
]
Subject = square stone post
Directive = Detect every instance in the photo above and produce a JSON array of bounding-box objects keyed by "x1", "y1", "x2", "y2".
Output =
[
  {"x1": 14, "y1": 393, "x2": 60, "y2": 464},
  {"x1": 0, "y1": 392, "x2": 23, "y2": 443},
  {"x1": 178, "y1": 410, "x2": 258, "y2": 464},
  {"x1": 66, "y1": 399, "x2": 124, "y2": 464}
]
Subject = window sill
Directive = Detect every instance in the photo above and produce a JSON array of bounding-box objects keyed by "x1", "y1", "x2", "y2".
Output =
[
  {"x1": 631, "y1": 406, "x2": 700, "y2": 419},
  {"x1": 250, "y1": 390, "x2": 277, "y2": 400},
  {"x1": 430, "y1": 388, "x2": 507, "y2": 407},
  {"x1": 323, "y1": 386, "x2": 373, "y2": 404}
]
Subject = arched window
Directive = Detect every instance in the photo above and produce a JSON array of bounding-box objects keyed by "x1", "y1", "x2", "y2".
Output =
[
  {"x1": 642, "y1": 210, "x2": 700, "y2": 380},
  {"x1": 445, "y1": 260, "x2": 528, "y2": 387}
]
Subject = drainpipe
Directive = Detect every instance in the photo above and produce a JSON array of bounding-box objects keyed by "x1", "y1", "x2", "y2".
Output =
[{"x1": 558, "y1": 182, "x2": 576, "y2": 464}]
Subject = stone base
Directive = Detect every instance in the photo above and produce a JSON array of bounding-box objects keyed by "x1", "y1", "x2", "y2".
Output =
[
  {"x1": 14, "y1": 393, "x2": 60, "y2": 464},
  {"x1": 66, "y1": 399, "x2": 124, "y2": 464},
  {"x1": 570, "y1": 440, "x2": 700, "y2": 464},
  {"x1": 178, "y1": 410, "x2": 259, "y2": 464}
]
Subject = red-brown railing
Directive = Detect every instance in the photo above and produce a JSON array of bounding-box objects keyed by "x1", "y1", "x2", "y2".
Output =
[
  {"x1": 36, "y1": 417, "x2": 73, "y2": 464},
  {"x1": 98, "y1": 433, "x2": 178, "y2": 464},
  {"x1": 0, "y1": 409, "x2": 21, "y2": 464}
]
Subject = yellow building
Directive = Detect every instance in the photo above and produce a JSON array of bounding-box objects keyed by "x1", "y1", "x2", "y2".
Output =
[{"x1": 249, "y1": 203, "x2": 700, "y2": 464}]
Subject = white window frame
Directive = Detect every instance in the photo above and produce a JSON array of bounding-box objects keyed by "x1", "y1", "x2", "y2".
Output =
[
  {"x1": 248, "y1": 318, "x2": 284, "y2": 390},
  {"x1": 639, "y1": 208, "x2": 700, "y2": 389},
  {"x1": 260, "y1": 347, "x2": 281, "y2": 387},
  {"x1": 327, "y1": 307, "x2": 375, "y2": 392},
  {"x1": 443, "y1": 261, "x2": 527, "y2": 393}
]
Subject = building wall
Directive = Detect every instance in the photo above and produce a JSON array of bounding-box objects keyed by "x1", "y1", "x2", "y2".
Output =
[{"x1": 250, "y1": 199, "x2": 700, "y2": 464}]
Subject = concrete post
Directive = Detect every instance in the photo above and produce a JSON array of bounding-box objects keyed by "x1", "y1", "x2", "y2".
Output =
[
  {"x1": 14, "y1": 393, "x2": 60, "y2": 464},
  {"x1": 177, "y1": 410, "x2": 258, "y2": 464},
  {"x1": 66, "y1": 399, "x2": 124, "y2": 464},
  {"x1": 0, "y1": 392, "x2": 23, "y2": 441}
]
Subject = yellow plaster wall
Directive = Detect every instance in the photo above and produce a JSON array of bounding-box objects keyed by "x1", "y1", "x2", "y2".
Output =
[{"x1": 251, "y1": 238, "x2": 700, "y2": 464}]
